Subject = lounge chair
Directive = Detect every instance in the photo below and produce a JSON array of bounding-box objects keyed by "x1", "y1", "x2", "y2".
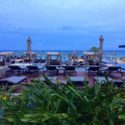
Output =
[
  {"x1": 0, "y1": 76, "x2": 27, "y2": 86},
  {"x1": 87, "y1": 66, "x2": 100, "y2": 75},
  {"x1": 78, "y1": 61, "x2": 85, "y2": 67},
  {"x1": 26, "y1": 65, "x2": 43, "y2": 75},
  {"x1": 94, "y1": 76, "x2": 124, "y2": 87},
  {"x1": 40, "y1": 76, "x2": 66, "y2": 85},
  {"x1": 94, "y1": 76, "x2": 112, "y2": 84},
  {"x1": 45, "y1": 66, "x2": 58, "y2": 75},
  {"x1": 7, "y1": 65, "x2": 25, "y2": 76},
  {"x1": 40, "y1": 76, "x2": 57, "y2": 82},
  {"x1": 68, "y1": 76, "x2": 87, "y2": 86},
  {"x1": 99, "y1": 66, "x2": 123, "y2": 78},
  {"x1": 64, "y1": 66, "x2": 76, "y2": 75}
]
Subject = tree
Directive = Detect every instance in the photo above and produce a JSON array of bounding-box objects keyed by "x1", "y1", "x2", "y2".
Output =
[{"x1": 89, "y1": 46, "x2": 100, "y2": 52}]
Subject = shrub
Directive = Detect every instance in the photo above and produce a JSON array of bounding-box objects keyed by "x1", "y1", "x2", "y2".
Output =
[{"x1": 0, "y1": 77, "x2": 125, "y2": 125}]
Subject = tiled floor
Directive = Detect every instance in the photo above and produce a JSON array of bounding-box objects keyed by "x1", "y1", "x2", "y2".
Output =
[
  {"x1": 26, "y1": 67, "x2": 95, "y2": 86},
  {"x1": 3, "y1": 67, "x2": 125, "y2": 93}
]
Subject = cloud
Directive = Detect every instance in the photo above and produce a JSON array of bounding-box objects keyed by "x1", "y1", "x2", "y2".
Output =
[{"x1": 0, "y1": 0, "x2": 125, "y2": 50}]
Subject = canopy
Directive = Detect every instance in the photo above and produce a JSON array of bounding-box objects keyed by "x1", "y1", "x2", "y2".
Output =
[
  {"x1": 23, "y1": 52, "x2": 36, "y2": 55},
  {"x1": 47, "y1": 52, "x2": 60, "y2": 56},
  {"x1": 0, "y1": 52, "x2": 14, "y2": 56},
  {"x1": 84, "y1": 52, "x2": 96, "y2": 56}
]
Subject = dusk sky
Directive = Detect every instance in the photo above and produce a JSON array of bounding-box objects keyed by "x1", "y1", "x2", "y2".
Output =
[{"x1": 0, "y1": 0, "x2": 125, "y2": 50}]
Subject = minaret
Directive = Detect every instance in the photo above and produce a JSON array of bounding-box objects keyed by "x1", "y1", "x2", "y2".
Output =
[
  {"x1": 27, "y1": 36, "x2": 32, "y2": 57},
  {"x1": 99, "y1": 35, "x2": 104, "y2": 53}
]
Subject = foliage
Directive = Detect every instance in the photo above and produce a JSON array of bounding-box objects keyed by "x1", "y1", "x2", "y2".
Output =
[
  {"x1": 0, "y1": 77, "x2": 125, "y2": 125},
  {"x1": 89, "y1": 46, "x2": 100, "y2": 52}
]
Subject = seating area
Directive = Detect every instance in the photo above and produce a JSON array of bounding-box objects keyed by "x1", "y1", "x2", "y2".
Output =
[
  {"x1": 0, "y1": 50, "x2": 125, "y2": 90},
  {"x1": 0, "y1": 61, "x2": 125, "y2": 88}
]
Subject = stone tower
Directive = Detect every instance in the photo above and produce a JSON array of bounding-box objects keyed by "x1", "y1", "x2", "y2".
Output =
[
  {"x1": 99, "y1": 35, "x2": 104, "y2": 53},
  {"x1": 27, "y1": 36, "x2": 32, "y2": 57}
]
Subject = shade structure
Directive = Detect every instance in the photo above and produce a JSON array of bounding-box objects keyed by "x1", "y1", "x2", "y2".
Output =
[
  {"x1": 46, "y1": 52, "x2": 62, "y2": 65},
  {"x1": 119, "y1": 45, "x2": 125, "y2": 48},
  {"x1": 0, "y1": 52, "x2": 14, "y2": 56}
]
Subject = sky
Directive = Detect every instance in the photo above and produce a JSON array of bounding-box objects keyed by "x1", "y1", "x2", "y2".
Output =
[{"x1": 0, "y1": 0, "x2": 125, "y2": 50}]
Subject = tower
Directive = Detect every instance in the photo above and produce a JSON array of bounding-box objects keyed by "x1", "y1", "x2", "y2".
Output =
[
  {"x1": 99, "y1": 35, "x2": 104, "y2": 53},
  {"x1": 99, "y1": 35, "x2": 104, "y2": 63},
  {"x1": 27, "y1": 36, "x2": 32, "y2": 57}
]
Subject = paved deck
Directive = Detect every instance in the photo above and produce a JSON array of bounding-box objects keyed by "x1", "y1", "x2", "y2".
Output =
[{"x1": 1, "y1": 67, "x2": 125, "y2": 93}]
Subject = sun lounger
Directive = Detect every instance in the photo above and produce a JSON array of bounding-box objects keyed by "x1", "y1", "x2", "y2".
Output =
[
  {"x1": 40, "y1": 76, "x2": 66, "y2": 84},
  {"x1": 99, "y1": 66, "x2": 123, "y2": 78},
  {"x1": 87, "y1": 66, "x2": 100, "y2": 75},
  {"x1": 94, "y1": 76, "x2": 124, "y2": 87},
  {"x1": 26, "y1": 65, "x2": 44, "y2": 75},
  {"x1": 0, "y1": 76, "x2": 27, "y2": 86},
  {"x1": 69, "y1": 76, "x2": 87, "y2": 86},
  {"x1": 45, "y1": 66, "x2": 58, "y2": 75},
  {"x1": 64, "y1": 66, "x2": 76, "y2": 75},
  {"x1": 94, "y1": 77, "x2": 112, "y2": 84},
  {"x1": 7, "y1": 65, "x2": 25, "y2": 76},
  {"x1": 40, "y1": 76, "x2": 57, "y2": 82}
]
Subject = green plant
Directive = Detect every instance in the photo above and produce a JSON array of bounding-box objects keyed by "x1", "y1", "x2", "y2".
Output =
[
  {"x1": 0, "y1": 76, "x2": 125, "y2": 125},
  {"x1": 89, "y1": 46, "x2": 100, "y2": 53}
]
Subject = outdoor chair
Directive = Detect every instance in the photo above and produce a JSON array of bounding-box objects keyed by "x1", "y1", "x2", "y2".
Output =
[
  {"x1": 94, "y1": 76, "x2": 124, "y2": 87},
  {"x1": 40, "y1": 76, "x2": 66, "y2": 85},
  {"x1": 26, "y1": 65, "x2": 43, "y2": 75},
  {"x1": 87, "y1": 66, "x2": 100, "y2": 75},
  {"x1": 0, "y1": 76, "x2": 27, "y2": 87},
  {"x1": 64, "y1": 66, "x2": 76, "y2": 75},
  {"x1": 99, "y1": 66, "x2": 123, "y2": 78},
  {"x1": 45, "y1": 66, "x2": 58, "y2": 75},
  {"x1": 7, "y1": 65, "x2": 24, "y2": 76},
  {"x1": 68, "y1": 76, "x2": 88, "y2": 86},
  {"x1": 0, "y1": 61, "x2": 5, "y2": 66},
  {"x1": 78, "y1": 61, "x2": 85, "y2": 67}
]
